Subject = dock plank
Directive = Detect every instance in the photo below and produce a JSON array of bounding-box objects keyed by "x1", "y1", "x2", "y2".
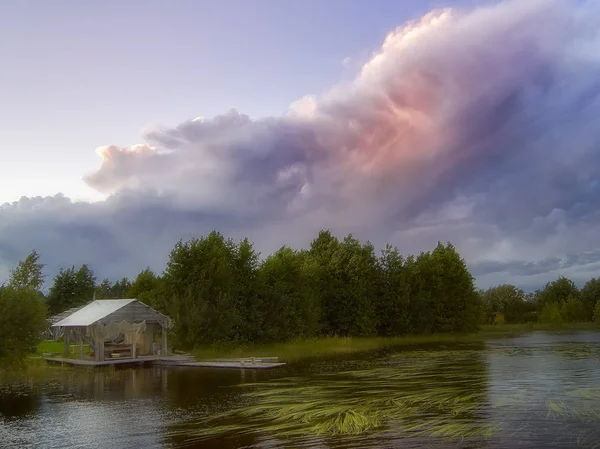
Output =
[
  {"x1": 177, "y1": 361, "x2": 286, "y2": 369},
  {"x1": 43, "y1": 355, "x2": 192, "y2": 367}
]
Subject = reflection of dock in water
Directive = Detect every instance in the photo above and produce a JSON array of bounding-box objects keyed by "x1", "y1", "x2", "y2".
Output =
[{"x1": 43, "y1": 354, "x2": 285, "y2": 369}]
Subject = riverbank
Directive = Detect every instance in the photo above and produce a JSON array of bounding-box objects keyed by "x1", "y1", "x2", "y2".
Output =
[
  {"x1": 0, "y1": 358, "x2": 68, "y2": 386},
  {"x1": 191, "y1": 322, "x2": 598, "y2": 363},
  {"x1": 0, "y1": 323, "x2": 596, "y2": 383},
  {"x1": 6, "y1": 322, "x2": 594, "y2": 372}
]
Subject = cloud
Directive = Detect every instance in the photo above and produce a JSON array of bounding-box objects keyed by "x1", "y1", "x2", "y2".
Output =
[{"x1": 2, "y1": 0, "x2": 600, "y2": 290}]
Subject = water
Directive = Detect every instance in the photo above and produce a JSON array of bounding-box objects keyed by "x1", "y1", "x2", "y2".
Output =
[{"x1": 1, "y1": 331, "x2": 600, "y2": 449}]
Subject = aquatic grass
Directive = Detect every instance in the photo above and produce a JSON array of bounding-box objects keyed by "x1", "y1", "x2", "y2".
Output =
[
  {"x1": 545, "y1": 395, "x2": 600, "y2": 423},
  {"x1": 311, "y1": 409, "x2": 382, "y2": 435},
  {"x1": 546, "y1": 399, "x2": 570, "y2": 418},
  {"x1": 169, "y1": 348, "x2": 496, "y2": 443},
  {"x1": 168, "y1": 342, "x2": 600, "y2": 446},
  {"x1": 567, "y1": 388, "x2": 600, "y2": 401}
]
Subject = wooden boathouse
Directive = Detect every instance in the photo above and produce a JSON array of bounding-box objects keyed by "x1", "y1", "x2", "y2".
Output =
[
  {"x1": 46, "y1": 299, "x2": 286, "y2": 370},
  {"x1": 50, "y1": 299, "x2": 172, "y2": 363}
]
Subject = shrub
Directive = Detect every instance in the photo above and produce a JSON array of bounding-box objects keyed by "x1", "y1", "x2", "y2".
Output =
[
  {"x1": 560, "y1": 295, "x2": 587, "y2": 323},
  {"x1": 0, "y1": 286, "x2": 47, "y2": 364},
  {"x1": 539, "y1": 302, "x2": 563, "y2": 327}
]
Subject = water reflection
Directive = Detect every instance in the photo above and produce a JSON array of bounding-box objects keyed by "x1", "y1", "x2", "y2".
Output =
[
  {"x1": 0, "y1": 388, "x2": 41, "y2": 420},
  {"x1": 485, "y1": 332, "x2": 600, "y2": 448},
  {"x1": 0, "y1": 331, "x2": 599, "y2": 449}
]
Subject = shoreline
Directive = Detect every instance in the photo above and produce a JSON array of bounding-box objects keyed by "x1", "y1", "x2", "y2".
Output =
[
  {"x1": 0, "y1": 324, "x2": 597, "y2": 382},
  {"x1": 191, "y1": 322, "x2": 598, "y2": 363}
]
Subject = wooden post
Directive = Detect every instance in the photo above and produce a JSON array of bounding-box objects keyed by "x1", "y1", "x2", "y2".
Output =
[
  {"x1": 93, "y1": 331, "x2": 101, "y2": 362},
  {"x1": 79, "y1": 336, "x2": 83, "y2": 359},
  {"x1": 63, "y1": 328, "x2": 70, "y2": 356},
  {"x1": 161, "y1": 327, "x2": 168, "y2": 356},
  {"x1": 132, "y1": 338, "x2": 137, "y2": 359}
]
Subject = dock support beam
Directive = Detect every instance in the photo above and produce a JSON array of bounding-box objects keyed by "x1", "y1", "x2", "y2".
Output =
[
  {"x1": 94, "y1": 340, "x2": 105, "y2": 362},
  {"x1": 161, "y1": 328, "x2": 168, "y2": 356}
]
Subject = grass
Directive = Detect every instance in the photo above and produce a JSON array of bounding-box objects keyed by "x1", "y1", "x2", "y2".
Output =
[
  {"x1": 1, "y1": 340, "x2": 87, "y2": 385},
  {"x1": 0, "y1": 357, "x2": 70, "y2": 386},
  {"x1": 34, "y1": 340, "x2": 92, "y2": 358},
  {"x1": 35, "y1": 340, "x2": 64, "y2": 354},
  {"x1": 191, "y1": 322, "x2": 598, "y2": 363},
  {"x1": 480, "y1": 322, "x2": 597, "y2": 333},
  {"x1": 192, "y1": 335, "x2": 472, "y2": 363}
]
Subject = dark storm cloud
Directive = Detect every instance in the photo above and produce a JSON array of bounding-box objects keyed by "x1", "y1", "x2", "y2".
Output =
[{"x1": 2, "y1": 0, "x2": 600, "y2": 289}]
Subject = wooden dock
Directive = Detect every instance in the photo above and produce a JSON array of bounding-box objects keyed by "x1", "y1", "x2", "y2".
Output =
[
  {"x1": 43, "y1": 355, "x2": 194, "y2": 368},
  {"x1": 43, "y1": 355, "x2": 285, "y2": 369},
  {"x1": 175, "y1": 359, "x2": 286, "y2": 369}
]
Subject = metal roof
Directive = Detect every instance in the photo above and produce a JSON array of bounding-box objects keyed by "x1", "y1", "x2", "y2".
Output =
[
  {"x1": 48, "y1": 305, "x2": 86, "y2": 325},
  {"x1": 53, "y1": 299, "x2": 136, "y2": 327}
]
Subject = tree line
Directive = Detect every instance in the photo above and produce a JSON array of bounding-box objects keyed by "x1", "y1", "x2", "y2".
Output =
[
  {"x1": 110, "y1": 231, "x2": 481, "y2": 347},
  {"x1": 480, "y1": 276, "x2": 600, "y2": 327},
  {"x1": 2, "y1": 231, "x2": 600, "y2": 360}
]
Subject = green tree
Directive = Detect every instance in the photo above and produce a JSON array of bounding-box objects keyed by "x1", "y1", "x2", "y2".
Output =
[
  {"x1": 233, "y1": 238, "x2": 262, "y2": 342},
  {"x1": 257, "y1": 247, "x2": 320, "y2": 341},
  {"x1": 537, "y1": 276, "x2": 579, "y2": 308},
  {"x1": 112, "y1": 278, "x2": 132, "y2": 298},
  {"x1": 47, "y1": 264, "x2": 96, "y2": 314},
  {"x1": 376, "y1": 245, "x2": 410, "y2": 336},
  {"x1": 307, "y1": 230, "x2": 341, "y2": 334},
  {"x1": 127, "y1": 268, "x2": 160, "y2": 298},
  {"x1": 480, "y1": 284, "x2": 534, "y2": 324},
  {"x1": 581, "y1": 278, "x2": 600, "y2": 321},
  {"x1": 124, "y1": 268, "x2": 163, "y2": 311},
  {"x1": 403, "y1": 253, "x2": 433, "y2": 334},
  {"x1": 0, "y1": 286, "x2": 47, "y2": 363},
  {"x1": 162, "y1": 231, "x2": 249, "y2": 347},
  {"x1": 432, "y1": 243, "x2": 480, "y2": 332},
  {"x1": 407, "y1": 243, "x2": 480, "y2": 333},
  {"x1": 539, "y1": 302, "x2": 563, "y2": 327},
  {"x1": 95, "y1": 277, "x2": 132, "y2": 299},
  {"x1": 594, "y1": 300, "x2": 600, "y2": 327},
  {"x1": 309, "y1": 232, "x2": 378, "y2": 336},
  {"x1": 8, "y1": 250, "x2": 45, "y2": 291},
  {"x1": 95, "y1": 278, "x2": 113, "y2": 299}
]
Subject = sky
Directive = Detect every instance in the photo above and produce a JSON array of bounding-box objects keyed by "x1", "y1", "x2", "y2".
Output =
[{"x1": 1, "y1": 0, "x2": 600, "y2": 291}]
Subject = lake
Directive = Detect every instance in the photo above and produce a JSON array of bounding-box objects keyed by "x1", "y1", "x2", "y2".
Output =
[{"x1": 1, "y1": 331, "x2": 600, "y2": 449}]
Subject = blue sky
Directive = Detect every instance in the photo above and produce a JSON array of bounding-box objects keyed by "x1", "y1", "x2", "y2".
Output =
[
  {"x1": 1, "y1": 0, "x2": 600, "y2": 290},
  {"x1": 0, "y1": 0, "x2": 483, "y2": 202}
]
